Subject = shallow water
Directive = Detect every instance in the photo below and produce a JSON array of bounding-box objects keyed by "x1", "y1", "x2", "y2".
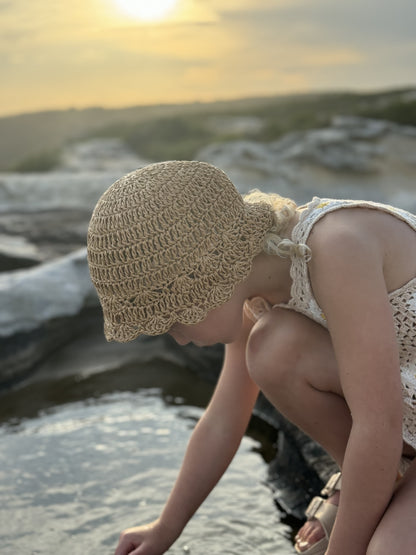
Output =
[{"x1": 0, "y1": 363, "x2": 295, "y2": 554}]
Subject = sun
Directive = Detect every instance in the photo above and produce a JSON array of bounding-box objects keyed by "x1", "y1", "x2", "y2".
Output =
[{"x1": 112, "y1": 0, "x2": 178, "y2": 21}]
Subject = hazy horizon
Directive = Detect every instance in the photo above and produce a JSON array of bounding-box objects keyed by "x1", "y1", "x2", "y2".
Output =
[
  {"x1": 4, "y1": 85, "x2": 415, "y2": 121},
  {"x1": 1, "y1": 0, "x2": 415, "y2": 118}
]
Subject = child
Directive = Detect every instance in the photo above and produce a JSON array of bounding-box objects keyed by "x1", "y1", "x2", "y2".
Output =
[{"x1": 87, "y1": 160, "x2": 416, "y2": 555}]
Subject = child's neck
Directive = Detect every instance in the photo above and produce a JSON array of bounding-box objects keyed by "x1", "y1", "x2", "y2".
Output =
[{"x1": 246, "y1": 251, "x2": 293, "y2": 306}]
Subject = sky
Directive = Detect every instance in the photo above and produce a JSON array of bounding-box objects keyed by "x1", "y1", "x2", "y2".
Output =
[{"x1": 1, "y1": 0, "x2": 415, "y2": 117}]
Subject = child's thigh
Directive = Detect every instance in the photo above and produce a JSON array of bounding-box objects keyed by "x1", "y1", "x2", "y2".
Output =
[
  {"x1": 367, "y1": 460, "x2": 416, "y2": 555},
  {"x1": 246, "y1": 308, "x2": 342, "y2": 394}
]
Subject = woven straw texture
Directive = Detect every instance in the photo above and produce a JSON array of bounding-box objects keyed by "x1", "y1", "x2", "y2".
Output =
[{"x1": 87, "y1": 161, "x2": 274, "y2": 341}]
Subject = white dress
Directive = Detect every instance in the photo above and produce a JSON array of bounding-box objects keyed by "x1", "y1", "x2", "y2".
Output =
[{"x1": 245, "y1": 197, "x2": 416, "y2": 450}]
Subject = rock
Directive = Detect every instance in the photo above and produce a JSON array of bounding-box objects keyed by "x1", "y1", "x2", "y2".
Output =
[
  {"x1": 197, "y1": 116, "x2": 416, "y2": 209},
  {"x1": 0, "y1": 248, "x2": 96, "y2": 338},
  {"x1": 0, "y1": 209, "x2": 92, "y2": 264},
  {"x1": 0, "y1": 244, "x2": 227, "y2": 390},
  {"x1": 206, "y1": 115, "x2": 265, "y2": 136},
  {"x1": 0, "y1": 306, "x2": 101, "y2": 388},
  {"x1": 0, "y1": 140, "x2": 150, "y2": 266},
  {"x1": 0, "y1": 172, "x2": 128, "y2": 213},
  {"x1": 331, "y1": 115, "x2": 391, "y2": 139},
  {"x1": 0, "y1": 139, "x2": 149, "y2": 215},
  {"x1": 14, "y1": 322, "x2": 224, "y2": 388},
  {"x1": 196, "y1": 140, "x2": 294, "y2": 196},
  {"x1": 275, "y1": 127, "x2": 383, "y2": 172},
  {"x1": 253, "y1": 392, "x2": 337, "y2": 518},
  {"x1": 0, "y1": 233, "x2": 44, "y2": 271},
  {"x1": 60, "y1": 138, "x2": 149, "y2": 173}
]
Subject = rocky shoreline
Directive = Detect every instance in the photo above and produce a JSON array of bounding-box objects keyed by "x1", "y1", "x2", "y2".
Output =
[{"x1": 1, "y1": 115, "x2": 415, "y2": 518}]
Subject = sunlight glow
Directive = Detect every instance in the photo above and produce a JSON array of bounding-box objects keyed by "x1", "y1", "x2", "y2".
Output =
[{"x1": 112, "y1": 0, "x2": 178, "y2": 21}]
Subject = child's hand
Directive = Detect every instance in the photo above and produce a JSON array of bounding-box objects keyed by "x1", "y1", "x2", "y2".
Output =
[{"x1": 114, "y1": 520, "x2": 176, "y2": 555}]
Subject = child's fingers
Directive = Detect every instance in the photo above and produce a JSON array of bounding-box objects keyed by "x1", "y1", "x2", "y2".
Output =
[{"x1": 114, "y1": 531, "x2": 143, "y2": 555}]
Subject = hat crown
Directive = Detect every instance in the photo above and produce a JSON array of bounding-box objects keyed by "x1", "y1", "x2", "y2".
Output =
[{"x1": 87, "y1": 161, "x2": 274, "y2": 341}]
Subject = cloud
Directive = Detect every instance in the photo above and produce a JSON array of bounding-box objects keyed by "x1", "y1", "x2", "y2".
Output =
[
  {"x1": 250, "y1": 0, "x2": 416, "y2": 44},
  {"x1": 0, "y1": 0, "x2": 13, "y2": 10},
  {"x1": 0, "y1": 0, "x2": 415, "y2": 116},
  {"x1": 212, "y1": 2, "x2": 416, "y2": 80}
]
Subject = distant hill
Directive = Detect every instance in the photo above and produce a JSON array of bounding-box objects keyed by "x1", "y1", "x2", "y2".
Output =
[{"x1": 0, "y1": 88, "x2": 415, "y2": 172}]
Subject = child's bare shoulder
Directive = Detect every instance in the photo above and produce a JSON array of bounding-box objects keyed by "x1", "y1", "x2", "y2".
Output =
[
  {"x1": 308, "y1": 206, "x2": 416, "y2": 291},
  {"x1": 308, "y1": 207, "x2": 380, "y2": 258}
]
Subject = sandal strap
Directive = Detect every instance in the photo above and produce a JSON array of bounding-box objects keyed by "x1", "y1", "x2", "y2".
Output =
[
  {"x1": 315, "y1": 501, "x2": 338, "y2": 540},
  {"x1": 321, "y1": 471, "x2": 342, "y2": 497},
  {"x1": 304, "y1": 495, "x2": 338, "y2": 540},
  {"x1": 305, "y1": 495, "x2": 325, "y2": 520}
]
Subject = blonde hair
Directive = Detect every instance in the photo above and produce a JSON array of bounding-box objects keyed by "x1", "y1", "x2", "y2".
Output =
[{"x1": 244, "y1": 189, "x2": 311, "y2": 261}]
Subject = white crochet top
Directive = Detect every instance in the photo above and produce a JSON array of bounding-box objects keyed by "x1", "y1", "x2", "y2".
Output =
[{"x1": 246, "y1": 197, "x2": 416, "y2": 449}]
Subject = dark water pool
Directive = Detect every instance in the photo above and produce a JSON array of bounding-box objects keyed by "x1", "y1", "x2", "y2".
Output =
[{"x1": 0, "y1": 361, "x2": 295, "y2": 554}]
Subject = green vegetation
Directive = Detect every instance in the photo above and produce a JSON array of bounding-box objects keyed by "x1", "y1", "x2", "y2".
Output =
[
  {"x1": 12, "y1": 149, "x2": 62, "y2": 172},
  {"x1": 91, "y1": 115, "x2": 219, "y2": 162},
  {"x1": 1, "y1": 88, "x2": 415, "y2": 171},
  {"x1": 85, "y1": 89, "x2": 416, "y2": 163},
  {"x1": 359, "y1": 99, "x2": 416, "y2": 127}
]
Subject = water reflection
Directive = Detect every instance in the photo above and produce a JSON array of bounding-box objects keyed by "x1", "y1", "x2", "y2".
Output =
[{"x1": 0, "y1": 363, "x2": 295, "y2": 554}]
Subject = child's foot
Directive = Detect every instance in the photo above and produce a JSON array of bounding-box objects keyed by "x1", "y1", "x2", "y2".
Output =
[
  {"x1": 294, "y1": 491, "x2": 340, "y2": 552},
  {"x1": 294, "y1": 458, "x2": 412, "y2": 553},
  {"x1": 294, "y1": 471, "x2": 342, "y2": 554}
]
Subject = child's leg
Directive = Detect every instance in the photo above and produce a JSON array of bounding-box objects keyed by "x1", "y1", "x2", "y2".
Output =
[
  {"x1": 246, "y1": 308, "x2": 350, "y2": 552},
  {"x1": 367, "y1": 459, "x2": 416, "y2": 555},
  {"x1": 246, "y1": 307, "x2": 416, "y2": 552},
  {"x1": 246, "y1": 307, "x2": 351, "y2": 466}
]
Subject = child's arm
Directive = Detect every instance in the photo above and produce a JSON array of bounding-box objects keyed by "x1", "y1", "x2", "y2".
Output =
[
  {"x1": 115, "y1": 316, "x2": 259, "y2": 555},
  {"x1": 309, "y1": 221, "x2": 404, "y2": 555}
]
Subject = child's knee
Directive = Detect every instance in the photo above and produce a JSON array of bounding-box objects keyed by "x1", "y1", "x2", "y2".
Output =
[{"x1": 246, "y1": 308, "x2": 305, "y2": 390}]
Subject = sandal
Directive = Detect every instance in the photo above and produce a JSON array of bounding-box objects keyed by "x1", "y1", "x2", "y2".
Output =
[
  {"x1": 295, "y1": 456, "x2": 414, "y2": 554},
  {"x1": 294, "y1": 472, "x2": 341, "y2": 555}
]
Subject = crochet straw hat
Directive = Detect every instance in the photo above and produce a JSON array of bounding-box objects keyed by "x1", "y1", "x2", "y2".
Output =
[{"x1": 87, "y1": 160, "x2": 275, "y2": 342}]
